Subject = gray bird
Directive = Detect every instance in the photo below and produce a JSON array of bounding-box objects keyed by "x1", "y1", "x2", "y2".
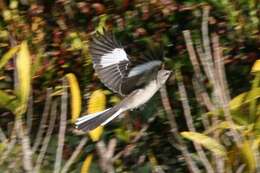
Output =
[{"x1": 75, "y1": 32, "x2": 171, "y2": 132}]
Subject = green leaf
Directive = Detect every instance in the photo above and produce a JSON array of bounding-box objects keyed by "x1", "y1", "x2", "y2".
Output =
[
  {"x1": 0, "y1": 90, "x2": 19, "y2": 112},
  {"x1": 95, "y1": 14, "x2": 107, "y2": 34},
  {"x1": 115, "y1": 128, "x2": 130, "y2": 142},
  {"x1": 0, "y1": 46, "x2": 19, "y2": 69},
  {"x1": 181, "y1": 131, "x2": 226, "y2": 156},
  {"x1": 229, "y1": 88, "x2": 260, "y2": 110},
  {"x1": 16, "y1": 41, "x2": 31, "y2": 112}
]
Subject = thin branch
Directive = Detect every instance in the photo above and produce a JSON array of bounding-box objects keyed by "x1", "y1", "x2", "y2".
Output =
[
  {"x1": 0, "y1": 129, "x2": 16, "y2": 165},
  {"x1": 201, "y1": 7, "x2": 224, "y2": 173},
  {"x1": 26, "y1": 94, "x2": 34, "y2": 135},
  {"x1": 106, "y1": 138, "x2": 117, "y2": 159},
  {"x1": 32, "y1": 88, "x2": 52, "y2": 153},
  {"x1": 202, "y1": 6, "x2": 214, "y2": 76},
  {"x1": 60, "y1": 137, "x2": 88, "y2": 173},
  {"x1": 113, "y1": 116, "x2": 155, "y2": 161},
  {"x1": 177, "y1": 74, "x2": 214, "y2": 173},
  {"x1": 0, "y1": 126, "x2": 7, "y2": 142},
  {"x1": 160, "y1": 85, "x2": 201, "y2": 173},
  {"x1": 254, "y1": 147, "x2": 260, "y2": 173},
  {"x1": 195, "y1": 42, "x2": 212, "y2": 84},
  {"x1": 192, "y1": 78, "x2": 211, "y2": 128},
  {"x1": 201, "y1": 7, "x2": 221, "y2": 107},
  {"x1": 183, "y1": 30, "x2": 215, "y2": 111},
  {"x1": 15, "y1": 117, "x2": 33, "y2": 173},
  {"x1": 212, "y1": 34, "x2": 231, "y2": 101},
  {"x1": 235, "y1": 164, "x2": 246, "y2": 173},
  {"x1": 34, "y1": 100, "x2": 58, "y2": 173},
  {"x1": 212, "y1": 33, "x2": 241, "y2": 144},
  {"x1": 96, "y1": 139, "x2": 116, "y2": 173},
  {"x1": 183, "y1": 30, "x2": 204, "y2": 80},
  {"x1": 54, "y1": 80, "x2": 68, "y2": 173}
]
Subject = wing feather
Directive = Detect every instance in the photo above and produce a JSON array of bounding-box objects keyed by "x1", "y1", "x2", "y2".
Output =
[{"x1": 89, "y1": 31, "x2": 163, "y2": 96}]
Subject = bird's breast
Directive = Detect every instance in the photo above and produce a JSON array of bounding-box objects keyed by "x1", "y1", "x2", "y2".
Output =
[{"x1": 126, "y1": 80, "x2": 159, "y2": 109}]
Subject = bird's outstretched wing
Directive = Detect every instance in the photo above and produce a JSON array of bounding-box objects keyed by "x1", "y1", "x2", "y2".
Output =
[{"x1": 89, "y1": 31, "x2": 162, "y2": 96}]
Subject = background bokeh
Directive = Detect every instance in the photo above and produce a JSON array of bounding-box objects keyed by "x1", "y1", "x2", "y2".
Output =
[{"x1": 0, "y1": 0, "x2": 259, "y2": 173}]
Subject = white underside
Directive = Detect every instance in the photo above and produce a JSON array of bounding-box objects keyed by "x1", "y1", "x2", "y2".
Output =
[{"x1": 125, "y1": 80, "x2": 159, "y2": 109}]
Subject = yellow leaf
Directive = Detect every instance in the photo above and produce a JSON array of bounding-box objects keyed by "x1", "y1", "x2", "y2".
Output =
[
  {"x1": 80, "y1": 154, "x2": 93, "y2": 173},
  {"x1": 16, "y1": 41, "x2": 31, "y2": 111},
  {"x1": 252, "y1": 138, "x2": 260, "y2": 150},
  {"x1": 204, "y1": 121, "x2": 245, "y2": 135},
  {"x1": 89, "y1": 127, "x2": 103, "y2": 142},
  {"x1": 240, "y1": 141, "x2": 256, "y2": 173},
  {"x1": 181, "y1": 131, "x2": 226, "y2": 156},
  {"x1": 66, "y1": 73, "x2": 81, "y2": 123},
  {"x1": 88, "y1": 89, "x2": 106, "y2": 141},
  {"x1": 0, "y1": 45, "x2": 19, "y2": 69},
  {"x1": 229, "y1": 88, "x2": 260, "y2": 110},
  {"x1": 251, "y1": 60, "x2": 260, "y2": 73}
]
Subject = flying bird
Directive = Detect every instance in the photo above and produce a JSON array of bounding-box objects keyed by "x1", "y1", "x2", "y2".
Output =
[{"x1": 75, "y1": 31, "x2": 171, "y2": 131}]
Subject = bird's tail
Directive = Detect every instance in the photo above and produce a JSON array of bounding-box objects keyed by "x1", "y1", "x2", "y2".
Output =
[{"x1": 75, "y1": 106, "x2": 123, "y2": 132}]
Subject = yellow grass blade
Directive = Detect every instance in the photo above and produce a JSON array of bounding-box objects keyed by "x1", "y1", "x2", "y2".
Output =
[
  {"x1": 251, "y1": 60, "x2": 260, "y2": 73},
  {"x1": 181, "y1": 131, "x2": 226, "y2": 157},
  {"x1": 240, "y1": 140, "x2": 256, "y2": 173},
  {"x1": 66, "y1": 73, "x2": 81, "y2": 123},
  {"x1": 229, "y1": 88, "x2": 260, "y2": 110},
  {"x1": 80, "y1": 154, "x2": 93, "y2": 173},
  {"x1": 0, "y1": 45, "x2": 19, "y2": 69},
  {"x1": 16, "y1": 41, "x2": 31, "y2": 113},
  {"x1": 88, "y1": 89, "x2": 106, "y2": 141}
]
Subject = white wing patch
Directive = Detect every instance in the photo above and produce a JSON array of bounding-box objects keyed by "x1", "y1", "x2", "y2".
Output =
[
  {"x1": 128, "y1": 60, "x2": 161, "y2": 77},
  {"x1": 100, "y1": 48, "x2": 128, "y2": 67}
]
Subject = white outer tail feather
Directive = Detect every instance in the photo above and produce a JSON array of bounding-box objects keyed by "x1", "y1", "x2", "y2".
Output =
[
  {"x1": 102, "y1": 109, "x2": 123, "y2": 125},
  {"x1": 75, "y1": 108, "x2": 123, "y2": 128},
  {"x1": 75, "y1": 108, "x2": 110, "y2": 126}
]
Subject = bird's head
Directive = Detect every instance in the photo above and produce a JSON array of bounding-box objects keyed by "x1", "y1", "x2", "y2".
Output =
[{"x1": 157, "y1": 69, "x2": 171, "y2": 86}]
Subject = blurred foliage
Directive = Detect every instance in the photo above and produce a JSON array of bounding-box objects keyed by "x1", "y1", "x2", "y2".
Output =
[
  {"x1": 183, "y1": 60, "x2": 260, "y2": 173},
  {"x1": 209, "y1": 0, "x2": 259, "y2": 40},
  {"x1": 0, "y1": 0, "x2": 259, "y2": 172}
]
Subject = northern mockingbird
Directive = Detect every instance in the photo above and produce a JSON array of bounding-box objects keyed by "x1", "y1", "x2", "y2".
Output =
[{"x1": 75, "y1": 31, "x2": 171, "y2": 131}]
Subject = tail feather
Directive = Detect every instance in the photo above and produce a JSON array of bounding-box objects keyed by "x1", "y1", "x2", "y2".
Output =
[{"x1": 75, "y1": 107, "x2": 122, "y2": 132}]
